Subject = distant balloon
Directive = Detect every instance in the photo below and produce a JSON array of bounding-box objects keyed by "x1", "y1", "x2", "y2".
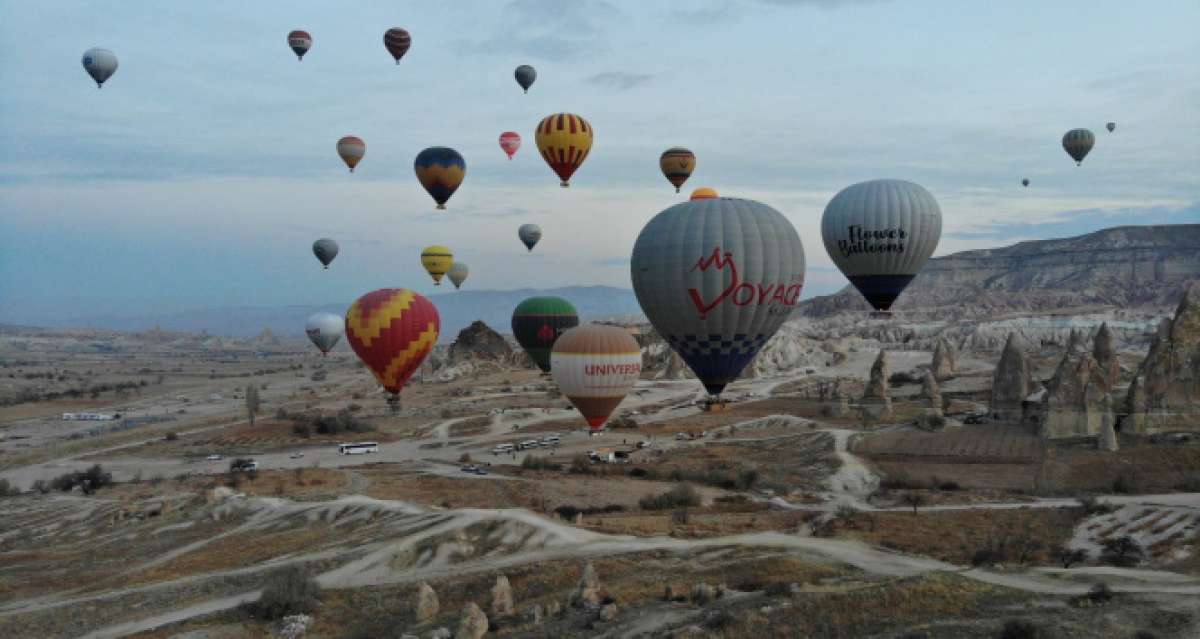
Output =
[
  {"x1": 287, "y1": 30, "x2": 312, "y2": 60},
  {"x1": 345, "y1": 288, "x2": 438, "y2": 405},
  {"x1": 821, "y1": 179, "x2": 942, "y2": 312},
  {"x1": 514, "y1": 65, "x2": 537, "y2": 93},
  {"x1": 631, "y1": 197, "x2": 806, "y2": 397},
  {"x1": 305, "y1": 312, "x2": 343, "y2": 356},
  {"x1": 535, "y1": 113, "x2": 593, "y2": 187},
  {"x1": 337, "y1": 136, "x2": 365, "y2": 172},
  {"x1": 512, "y1": 296, "x2": 579, "y2": 373},
  {"x1": 518, "y1": 223, "x2": 542, "y2": 252},
  {"x1": 421, "y1": 245, "x2": 453, "y2": 285},
  {"x1": 659, "y1": 147, "x2": 696, "y2": 193},
  {"x1": 81, "y1": 48, "x2": 118, "y2": 88},
  {"x1": 383, "y1": 28, "x2": 411, "y2": 64},
  {"x1": 414, "y1": 147, "x2": 465, "y2": 210},
  {"x1": 1021, "y1": 178, "x2": 1030, "y2": 188},
  {"x1": 1106, "y1": 122, "x2": 1116, "y2": 133},
  {"x1": 1062, "y1": 128, "x2": 1095, "y2": 166},
  {"x1": 551, "y1": 324, "x2": 642, "y2": 432},
  {"x1": 499, "y1": 132, "x2": 521, "y2": 160},
  {"x1": 312, "y1": 238, "x2": 339, "y2": 269},
  {"x1": 447, "y1": 262, "x2": 469, "y2": 290},
  {"x1": 690, "y1": 187, "x2": 718, "y2": 200}
]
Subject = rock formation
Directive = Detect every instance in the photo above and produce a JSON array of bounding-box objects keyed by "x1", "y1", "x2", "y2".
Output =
[
  {"x1": 447, "y1": 320, "x2": 513, "y2": 364},
  {"x1": 661, "y1": 350, "x2": 690, "y2": 380},
  {"x1": 931, "y1": 337, "x2": 956, "y2": 381},
  {"x1": 861, "y1": 350, "x2": 893, "y2": 420},
  {"x1": 1123, "y1": 283, "x2": 1200, "y2": 433},
  {"x1": 455, "y1": 602, "x2": 488, "y2": 639},
  {"x1": 990, "y1": 333, "x2": 1034, "y2": 422},
  {"x1": 920, "y1": 371, "x2": 942, "y2": 410},
  {"x1": 569, "y1": 561, "x2": 602, "y2": 608},
  {"x1": 1092, "y1": 322, "x2": 1120, "y2": 393},
  {"x1": 416, "y1": 582, "x2": 440, "y2": 623},
  {"x1": 1099, "y1": 394, "x2": 1119, "y2": 451},
  {"x1": 1039, "y1": 352, "x2": 1108, "y2": 439},
  {"x1": 490, "y1": 574, "x2": 514, "y2": 617}
]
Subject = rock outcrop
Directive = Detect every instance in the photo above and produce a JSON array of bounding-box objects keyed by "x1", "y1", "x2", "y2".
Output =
[
  {"x1": 1039, "y1": 353, "x2": 1109, "y2": 440},
  {"x1": 990, "y1": 334, "x2": 1033, "y2": 422},
  {"x1": 569, "y1": 561, "x2": 602, "y2": 608},
  {"x1": 920, "y1": 371, "x2": 942, "y2": 410},
  {"x1": 416, "y1": 582, "x2": 440, "y2": 623},
  {"x1": 455, "y1": 602, "x2": 488, "y2": 639},
  {"x1": 931, "y1": 337, "x2": 956, "y2": 381},
  {"x1": 861, "y1": 350, "x2": 893, "y2": 420},
  {"x1": 1123, "y1": 283, "x2": 1200, "y2": 433},
  {"x1": 490, "y1": 574, "x2": 514, "y2": 617},
  {"x1": 447, "y1": 320, "x2": 513, "y2": 364},
  {"x1": 1092, "y1": 323, "x2": 1120, "y2": 393}
]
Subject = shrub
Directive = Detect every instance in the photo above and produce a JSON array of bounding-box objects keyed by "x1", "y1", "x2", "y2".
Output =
[
  {"x1": 902, "y1": 492, "x2": 927, "y2": 514},
  {"x1": 879, "y1": 472, "x2": 925, "y2": 490},
  {"x1": 569, "y1": 454, "x2": 593, "y2": 475},
  {"x1": 972, "y1": 548, "x2": 1007, "y2": 567},
  {"x1": 1100, "y1": 536, "x2": 1144, "y2": 567},
  {"x1": 1077, "y1": 495, "x2": 1115, "y2": 515},
  {"x1": 0, "y1": 479, "x2": 19, "y2": 497},
  {"x1": 671, "y1": 508, "x2": 690, "y2": 525},
  {"x1": 999, "y1": 619, "x2": 1042, "y2": 639},
  {"x1": 1052, "y1": 546, "x2": 1088, "y2": 568},
  {"x1": 164, "y1": 431, "x2": 178, "y2": 441},
  {"x1": 522, "y1": 455, "x2": 562, "y2": 471},
  {"x1": 458, "y1": 452, "x2": 472, "y2": 463},
  {"x1": 639, "y1": 483, "x2": 700, "y2": 510},
  {"x1": 292, "y1": 422, "x2": 311, "y2": 438},
  {"x1": 31, "y1": 479, "x2": 49, "y2": 495},
  {"x1": 554, "y1": 505, "x2": 580, "y2": 521},
  {"x1": 50, "y1": 464, "x2": 113, "y2": 494},
  {"x1": 736, "y1": 469, "x2": 760, "y2": 490},
  {"x1": 245, "y1": 566, "x2": 322, "y2": 619}
]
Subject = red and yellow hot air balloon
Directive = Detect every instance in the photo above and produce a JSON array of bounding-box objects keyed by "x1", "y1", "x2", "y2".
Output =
[
  {"x1": 535, "y1": 113, "x2": 593, "y2": 187},
  {"x1": 550, "y1": 324, "x2": 642, "y2": 432},
  {"x1": 345, "y1": 289, "x2": 439, "y2": 407},
  {"x1": 499, "y1": 132, "x2": 521, "y2": 160}
]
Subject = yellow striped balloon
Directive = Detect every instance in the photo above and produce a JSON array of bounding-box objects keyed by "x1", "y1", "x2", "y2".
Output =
[
  {"x1": 420, "y1": 245, "x2": 453, "y2": 285},
  {"x1": 659, "y1": 147, "x2": 696, "y2": 193},
  {"x1": 535, "y1": 113, "x2": 593, "y2": 187}
]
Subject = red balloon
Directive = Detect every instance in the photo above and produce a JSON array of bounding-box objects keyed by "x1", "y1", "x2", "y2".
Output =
[
  {"x1": 344, "y1": 289, "x2": 439, "y2": 397},
  {"x1": 383, "y1": 28, "x2": 411, "y2": 64},
  {"x1": 499, "y1": 132, "x2": 521, "y2": 160}
]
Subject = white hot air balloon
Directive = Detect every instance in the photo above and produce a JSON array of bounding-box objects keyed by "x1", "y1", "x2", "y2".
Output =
[
  {"x1": 820, "y1": 179, "x2": 942, "y2": 313},
  {"x1": 81, "y1": 48, "x2": 118, "y2": 88},
  {"x1": 630, "y1": 197, "x2": 806, "y2": 398},
  {"x1": 518, "y1": 223, "x2": 542, "y2": 252},
  {"x1": 447, "y1": 262, "x2": 469, "y2": 289},
  {"x1": 550, "y1": 324, "x2": 642, "y2": 432},
  {"x1": 305, "y1": 312, "x2": 344, "y2": 356}
]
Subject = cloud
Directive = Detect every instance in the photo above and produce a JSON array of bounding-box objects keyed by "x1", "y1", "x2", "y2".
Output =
[
  {"x1": 757, "y1": 0, "x2": 886, "y2": 7},
  {"x1": 670, "y1": 1, "x2": 743, "y2": 25},
  {"x1": 942, "y1": 202, "x2": 1200, "y2": 241},
  {"x1": 593, "y1": 256, "x2": 630, "y2": 267},
  {"x1": 585, "y1": 71, "x2": 653, "y2": 91},
  {"x1": 460, "y1": 0, "x2": 622, "y2": 61}
]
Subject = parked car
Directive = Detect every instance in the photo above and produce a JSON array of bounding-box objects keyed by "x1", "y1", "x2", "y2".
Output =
[
  {"x1": 289, "y1": 452, "x2": 304, "y2": 459},
  {"x1": 206, "y1": 454, "x2": 223, "y2": 461},
  {"x1": 460, "y1": 464, "x2": 477, "y2": 472},
  {"x1": 540, "y1": 435, "x2": 561, "y2": 446},
  {"x1": 474, "y1": 467, "x2": 489, "y2": 476},
  {"x1": 519, "y1": 439, "x2": 540, "y2": 450},
  {"x1": 492, "y1": 443, "x2": 515, "y2": 454}
]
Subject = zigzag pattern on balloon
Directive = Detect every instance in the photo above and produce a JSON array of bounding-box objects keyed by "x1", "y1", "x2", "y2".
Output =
[
  {"x1": 346, "y1": 289, "x2": 417, "y2": 347},
  {"x1": 378, "y1": 323, "x2": 438, "y2": 388}
]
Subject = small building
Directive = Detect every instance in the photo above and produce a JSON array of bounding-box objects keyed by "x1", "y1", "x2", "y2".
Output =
[{"x1": 62, "y1": 413, "x2": 117, "y2": 421}]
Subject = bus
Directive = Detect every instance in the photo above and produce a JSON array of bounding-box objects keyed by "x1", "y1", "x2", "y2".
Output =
[{"x1": 338, "y1": 442, "x2": 379, "y2": 455}]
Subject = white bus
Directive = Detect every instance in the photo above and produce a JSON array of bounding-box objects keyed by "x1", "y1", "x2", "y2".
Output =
[{"x1": 338, "y1": 442, "x2": 379, "y2": 455}]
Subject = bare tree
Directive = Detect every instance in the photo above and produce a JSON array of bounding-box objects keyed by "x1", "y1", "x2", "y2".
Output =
[
  {"x1": 902, "y1": 492, "x2": 926, "y2": 515},
  {"x1": 1053, "y1": 546, "x2": 1089, "y2": 568},
  {"x1": 245, "y1": 383, "x2": 261, "y2": 425}
]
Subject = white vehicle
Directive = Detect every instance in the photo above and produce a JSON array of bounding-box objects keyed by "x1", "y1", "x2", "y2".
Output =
[
  {"x1": 206, "y1": 454, "x2": 223, "y2": 461},
  {"x1": 338, "y1": 442, "x2": 379, "y2": 455},
  {"x1": 245, "y1": 460, "x2": 259, "y2": 470},
  {"x1": 289, "y1": 452, "x2": 304, "y2": 459},
  {"x1": 519, "y1": 439, "x2": 540, "y2": 450},
  {"x1": 540, "y1": 435, "x2": 561, "y2": 446},
  {"x1": 492, "y1": 443, "x2": 515, "y2": 454},
  {"x1": 675, "y1": 433, "x2": 688, "y2": 441}
]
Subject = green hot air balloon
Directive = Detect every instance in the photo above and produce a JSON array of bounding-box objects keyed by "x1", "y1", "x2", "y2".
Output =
[
  {"x1": 1062, "y1": 128, "x2": 1095, "y2": 166},
  {"x1": 512, "y1": 297, "x2": 578, "y2": 373}
]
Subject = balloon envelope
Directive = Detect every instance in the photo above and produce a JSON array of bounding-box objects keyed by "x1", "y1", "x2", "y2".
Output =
[
  {"x1": 287, "y1": 30, "x2": 312, "y2": 60},
  {"x1": 305, "y1": 312, "x2": 343, "y2": 355},
  {"x1": 447, "y1": 262, "x2": 469, "y2": 289},
  {"x1": 660, "y1": 147, "x2": 696, "y2": 193},
  {"x1": 535, "y1": 113, "x2": 593, "y2": 187},
  {"x1": 1062, "y1": 129, "x2": 1095, "y2": 165},
  {"x1": 518, "y1": 223, "x2": 542, "y2": 251},
  {"x1": 551, "y1": 324, "x2": 642, "y2": 431},
  {"x1": 1106, "y1": 122, "x2": 1116, "y2": 133},
  {"x1": 499, "y1": 132, "x2": 521, "y2": 159},
  {"x1": 514, "y1": 65, "x2": 537, "y2": 93},
  {"x1": 82, "y1": 48, "x2": 118, "y2": 88},
  {"x1": 690, "y1": 187, "x2": 718, "y2": 200},
  {"x1": 414, "y1": 147, "x2": 465, "y2": 209},
  {"x1": 512, "y1": 296, "x2": 579, "y2": 373},
  {"x1": 337, "y1": 136, "x2": 365, "y2": 172},
  {"x1": 820, "y1": 179, "x2": 942, "y2": 312},
  {"x1": 1021, "y1": 178, "x2": 1030, "y2": 187},
  {"x1": 383, "y1": 28, "x2": 411, "y2": 63},
  {"x1": 421, "y1": 245, "x2": 453, "y2": 285},
  {"x1": 631, "y1": 197, "x2": 806, "y2": 396},
  {"x1": 312, "y1": 238, "x2": 339, "y2": 268},
  {"x1": 345, "y1": 289, "x2": 438, "y2": 395}
]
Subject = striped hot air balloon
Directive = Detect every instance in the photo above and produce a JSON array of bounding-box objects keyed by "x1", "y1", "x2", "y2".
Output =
[
  {"x1": 337, "y1": 136, "x2": 365, "y2": 172},
  {"x1": 287, "y1": 30, "x2": 312, "y2": 60},
  {"x1": 518, "y1": 223, "x2": 542, "y2": 251},
  {"x1": 535, "y1": 113, "x2": 593, "y2": 187},
  {"x1": 499, "y1": 132, "x2": 521, "y2": 160},
  {"x1": 1062, "y1": 128, "x2": 1095, "y2": 166},
  {"x1": 690, "y1": 187, "x2": 718, "y2": 200},
  {"x1": 512, "y1": 296, "x2": 579, "y2": 373},
  {"x1": 414, "y1": 147, "x2": 465, "y2": 209},
  {"x1": 345, "y1": 289, "x2": 439, "y2": 405},
  {"x1": 551, "y1": 324, "x2": 642, "y2": 432},
  {"x1": 383, "y1": 28, "x2": 411, "y2": 64},
  {"x1": 659, "y1": 147, "x2": 696, "y2": 193},
  {"x1": 420, "y1": 245, "x2": 453, "y2": 285}
]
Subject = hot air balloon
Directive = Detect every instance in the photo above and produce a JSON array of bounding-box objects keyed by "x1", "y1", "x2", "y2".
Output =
[
  {"x1": 660, "y1": 147, "x2": 696, "y2": 193},
  {"x1": 518, "y1": 223, "x2": 542, "y2": 252},
  {"x1": 820, "y1": 179, "x2": 941, "y2": 313},
  {"x1": 337, "y1": 136, "x2": 365, "y2": 172},
  {"x1": 631, "y1": 197, "x2": 806, "y2": 399},
  {"x1": 1021, "y1": 178, "x2": 1030, "y2": 188},
  {"x1": 690, "y1": 187, "x2": 718, "y2": 200},
  {"x1": 447, "y1": 262, "x2": 469, "y2": 290},
  {"x1": 312, "y1": 238, "x2": 339, "y2": 269},
  {"x1": 551, "y1": 324, "x2": 641, "y2": 432},
  {"x1": 535, "y1": 113, "x2": 593, "y2": 187},
  {"x1": 514, "y1": 65, "x2": 537, "y2": 93},
  {"x1": 81, "y1": 48, "x2": 118, "y2": 88},
  {"x1": 499, "y1": 132, "x2": 521, "y2": 160},
  {"x1": 1106, "y1": 122, "x2": 1116, "y2": 133},
  {"x1": 512, "y1": 296, "x2": 579, "y2": 373},
  {"x1": 1062, "y1": 128, "x2": 1095, "y2": 166},
  {"x1": 414, "y1": 147, "x2": 465, "y2": 209},
  {"x1": 287, "y1": 30, "x2": 312, "y2": 60},
  {"x1": 305, "y1": 312, "x2": 343, "y2": 355},
  {"x1": 420, "y1": 245, "x2": 453, "y2": 285},
  {"x1": 383, "y1": 28, "x2": 411, "y2": 64},
  {"x1": 345, "y1": 288, "x2": 439, "y2": 408}
]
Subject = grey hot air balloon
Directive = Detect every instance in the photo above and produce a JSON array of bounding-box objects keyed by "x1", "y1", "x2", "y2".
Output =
[
  {"x1": 1106, "y1": 122, "x2": 1116, "y2": 133},
  {"x1": 81, "y1": 48, "x2": 118, "y2": 88},
  {"x1": 312, "y1": 238, "x2": 339, "y2": 269},
  {"x1": 447, "y1": 262, "x2": 469, "y2": 289},
  {"x1": 1062, "y1": 128, "x2": 1095, "y2": 166},
  {"x1": 631, "y1": 197, "x2": 806, "y2": 397},
  {"x1": 305, "y1": 312, "x2": 344, "y2": 356},
  {"x1": 514, "y1": 65, "x2": 536, "y2": 93},
  {"x1": 1021, "y1": 178, "x2": 1030, "y2": 188},
  {"x1": 518, "y1": 223, "x2": 542, "y2": 251},
  {"x1": 820, "y1": 179, "x2": 942, "y2": 313}
]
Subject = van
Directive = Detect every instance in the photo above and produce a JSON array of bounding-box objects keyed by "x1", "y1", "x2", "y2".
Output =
[
  {"x1": 541, "y1": 435, "x2": 561, "y2": 446},
  {"x1": 492, "y1": 443, "x2": 515, "y2": 454},
  {"x1": 519, "y1": 439, "x2": 540, "y2": 450}
]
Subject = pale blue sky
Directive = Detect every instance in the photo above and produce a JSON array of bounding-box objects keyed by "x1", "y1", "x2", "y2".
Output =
[{"x1": 1, "y1": 0, "x2": 1197, "y2": 325}]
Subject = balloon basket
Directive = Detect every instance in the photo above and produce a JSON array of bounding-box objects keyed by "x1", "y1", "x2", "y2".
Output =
[
  {"x1": 387, "y1": 394, "x2": 401, "y2": 413},
  {"x1": 702, "y1": 399, "x2": 731, "y2": 413},
  {"x1": 560, "y1": 182, "x2": 569, "y2": 188},
  {"x1": 868, "y1": 311, "x2": 894, "y2": 320}
]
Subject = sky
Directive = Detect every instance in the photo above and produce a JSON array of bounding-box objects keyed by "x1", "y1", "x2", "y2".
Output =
[{"x1": 1, "y1": 0, "x2": 1198, "y2": 326}]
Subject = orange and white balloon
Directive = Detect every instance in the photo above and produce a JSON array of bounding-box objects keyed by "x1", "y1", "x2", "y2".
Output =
[
  {"x1": 337, "y1": 136, "x2": 365, "y2": 172},
  {"x1": 551, "y1": 324, "x2": 642, "y2": 432}
]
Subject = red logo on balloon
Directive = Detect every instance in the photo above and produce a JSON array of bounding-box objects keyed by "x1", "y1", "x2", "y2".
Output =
[
  {"x1": 688, "y1": 247, "x2": 803, "y2": 319},
  {"x1": 537, "y1": 323, "x2": 556, "y2": 342}
]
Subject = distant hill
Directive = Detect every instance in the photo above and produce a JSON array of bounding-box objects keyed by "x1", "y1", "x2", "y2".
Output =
[
  {"x1": 798, "y1": 224, "x2": 1200, "y2": 319},
  {"x1": 56, "y1": 286, "x2": 642, "y2": 341}
]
